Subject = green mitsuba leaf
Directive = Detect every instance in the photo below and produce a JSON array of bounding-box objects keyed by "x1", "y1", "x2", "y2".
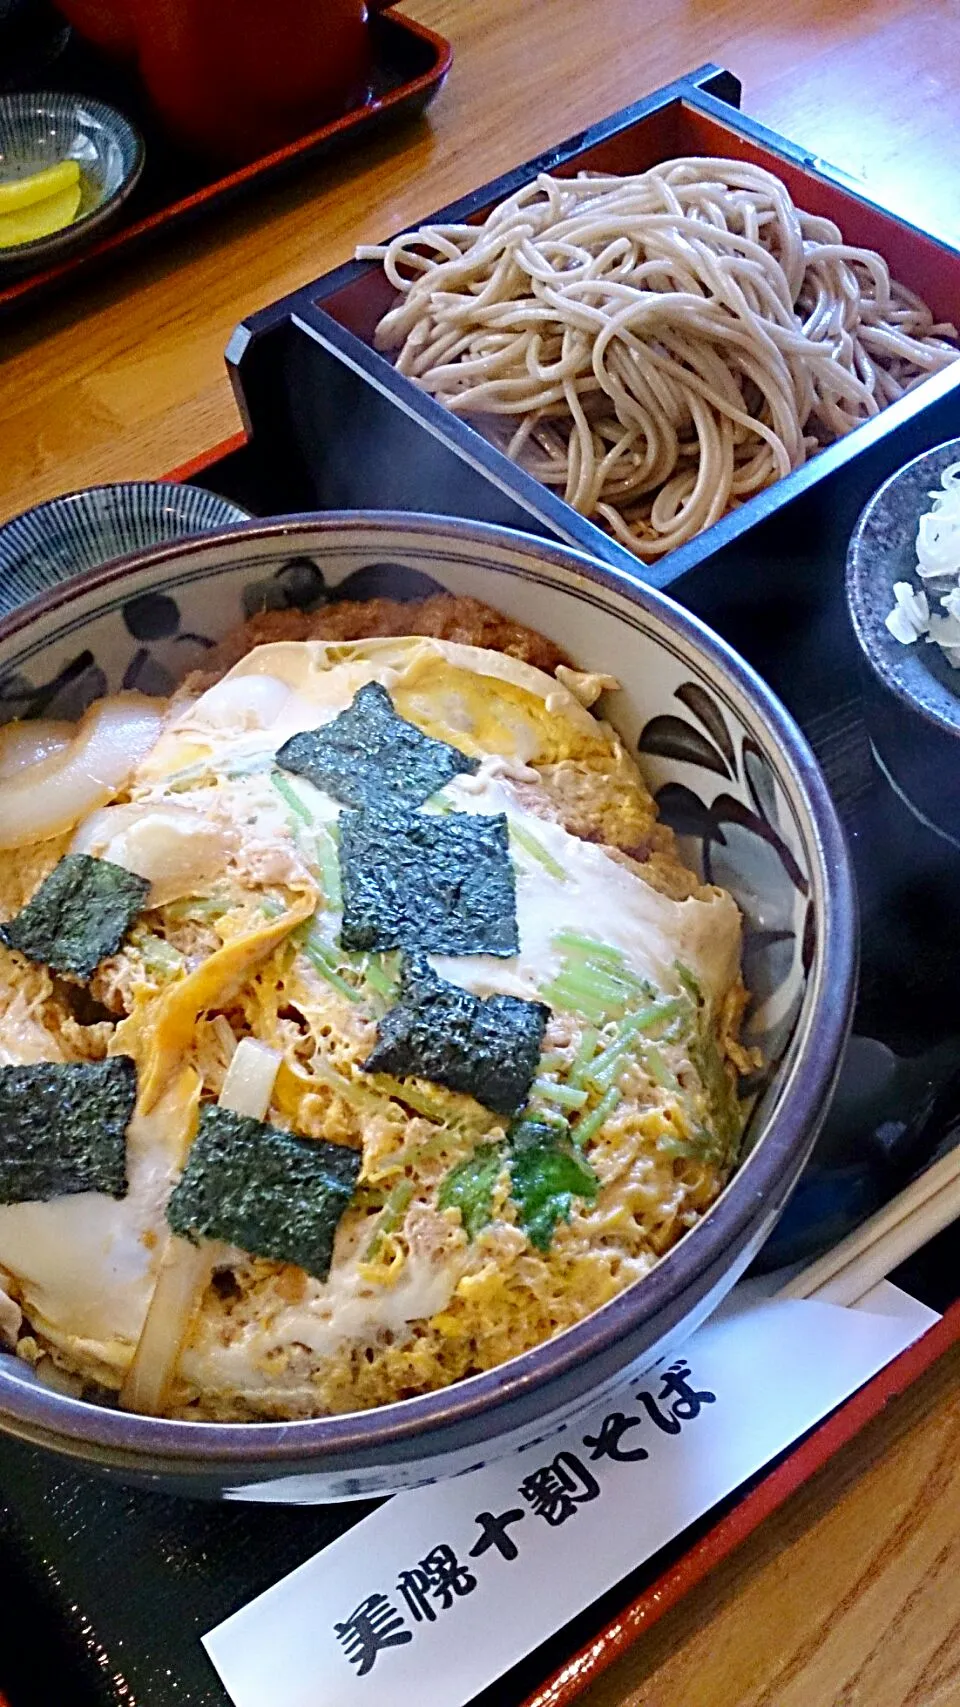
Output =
[
  {"x1": 275, "y1": 681, "x2": 479, "y2": 811},
  {"x1": 437, "y1": 1115, "x2": 600, "y2": 1251},
  {"x1": 437, "y1": 1141, "x2": 505, "y2": 1240},
  {"x1": 0, "y1": 854, "x2": 150, "y2": 980},
  {"x1": 339, "y1": 805, "x2": 518, "y2": 957},
  {"x1": 508, "y1": 1117, "x2": 599, "y2": 1252},
  {"x1": 0, "y1": 1056, "x2": 136, "y2": 1203},
  {"x1": 362, "y1": 954, "x2": 548, "y2": 1116},
  {"x1": 166, "y1": 1106, "x2": 361, "y2": 1281}
]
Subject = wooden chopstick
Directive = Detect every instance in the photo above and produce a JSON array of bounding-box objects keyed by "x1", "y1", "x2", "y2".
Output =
[{"x1": 777, "y1": 1140, "x2": 960, "y2": 1308}]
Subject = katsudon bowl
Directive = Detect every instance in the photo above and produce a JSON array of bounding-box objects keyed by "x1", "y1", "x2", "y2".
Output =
[{"x1": 0, "y1": 513, "x2": 854, "y2": 1500}]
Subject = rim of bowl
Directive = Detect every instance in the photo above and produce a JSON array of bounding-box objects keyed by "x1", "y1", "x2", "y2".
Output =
[
  {"x1": 846, "y1": 437, "x2": 960, "y2": 740},
  {"x1": 0, "y1": 91, "x2": 144, "y2": 265},
  {"x1": 0, "y1": 511, "x2": 857, "y2": 1466},
  {"x1": 0, "y1": 479, "x2": 253, "y2": 542}
]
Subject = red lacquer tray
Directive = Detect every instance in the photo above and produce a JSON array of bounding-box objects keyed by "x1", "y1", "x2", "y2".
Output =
[
  {"x1": 3, "y1": 62, "x2": 960, "y2": 1707},
  {"x1": 0, "y1": 5, "x2": 452, "y2": 320}
]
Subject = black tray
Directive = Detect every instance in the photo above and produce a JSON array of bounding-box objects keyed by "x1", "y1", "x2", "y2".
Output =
[
  {"x1": 226, "y1": 60, "x2": 960, "y2": 628},
  {"x1": 4, "y1": 61, "x2": 960, "y2": 1707}
]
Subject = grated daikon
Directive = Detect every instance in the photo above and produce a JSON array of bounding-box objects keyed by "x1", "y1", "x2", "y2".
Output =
[{"x1": 885, "y1": 461, "x2": 960, "y2": 667}]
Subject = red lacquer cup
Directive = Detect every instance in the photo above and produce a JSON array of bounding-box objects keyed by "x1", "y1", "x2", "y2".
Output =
[{"x1": 55, "y1": 0, "x2": 390, "y2": 162}]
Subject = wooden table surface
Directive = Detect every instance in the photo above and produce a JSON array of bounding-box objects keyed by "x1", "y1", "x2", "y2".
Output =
[{"x1": 3, "y1": 2, "x2": 960, "y2": 1704}]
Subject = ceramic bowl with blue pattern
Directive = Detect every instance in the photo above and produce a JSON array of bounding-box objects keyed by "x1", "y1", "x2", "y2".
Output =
[
  {"x1": 0, "y1": 513, "x2": 856, "y2": 1499},
  {"x1": 0, "y1": 481, "x2": 252, "y2": 619},
  {"x1": 0, "y1": 90, "x2": 144, "y2": 271}
]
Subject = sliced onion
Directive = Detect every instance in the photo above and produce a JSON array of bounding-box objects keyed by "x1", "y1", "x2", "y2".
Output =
[
  {"x1": 69, "y1": 801, "x2": 144, "y2": 855},
  {"x1": 119, "y1": 1237, "x2": 214, "y2": 1417},
  {"x1": 119, "y1": 1044, "x2": 282, "y2": 1417},
  {"x1": 70, "y1": 801, "x2": 235, "y2": 907},
  {"x1": 0, "y1": 1282, "x2": 22, "y2": 1348},
  {"x1": 218, "y1": 1039, "x2": 283, "y2": 1121},
  {"x1": 0, "y1": 721, "x2": 73, "y2": 780},
  {"x1": 188, "y1": 674, "x2": 292, "y2": 731},
  {"x1": 0, "y1": 695, "x2": 164, "y2": 850}
]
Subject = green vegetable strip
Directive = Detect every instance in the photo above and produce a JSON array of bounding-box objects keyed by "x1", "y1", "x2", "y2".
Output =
[
  {"x1": 298, "y1": 928, "x2": 363, "y2": 1004},
  {"x1": 364, "y1": 1178, "x2": 415, "y2": 1260},
  {"x1": 537, "y1": 1052, "x2": 568, "y2": 1074},
  {"x1": 549, "y1": 935, "x2": 655, "y2": 1014},
  {"x1": 535, "y1": 1107, "x2": 571, "y2": 1132},
  {"x1": 165, "y1": 760, "x2": 214, "y2": 791},
  {"x1": 368, "y1": 1073, "x2": 453, "y2": 1125},
  {"x1": 532, "y1": 1077, "x2": 589, "y2": 1110},
  {"x1": 314, "y1": 829, "x2": 342, "y2": 909},
  {"x1": 551, "y1": 931, "x2": 629, "y2": 972},
  {"x1": 571, "y1": 1085, "x2": 622, "y2": 1148},
  {"x1": 561, "y1": 962, "x2": 641, "y2": 1006},
  {"x1": 584, "y1": 998, "x2": 688, "y2": 1088},
  {"x1": 164, "y1": 892, "x2": 228, "y2": 923},
  {"x1": 271, "y1": 770, "x2": 314, "y2": 825},
  {"x1": 585, "y1": 1041, "x2": 633, "y2": 1093},
  {"x1": 570, "y1": 961, "x2": 650, "y2": 1001},
  {"x1": 166, "y1": 753, "x2": 271, "y2": 790},
  {"x1": 587, "y1": 1016, "x2": 648, "y2": 1081},
  {"x1": 310, "y1": 1054, "x2": 383, "y2": 1112},
  {"x1": 656, "y1": 1133, "x2": 703, "y2": 1159},
  {"x1": 139, "y1": 934, "x2": 183, "y2": 977},
  {"x1": 675, "y1": 961, "x2": 702, "y2": 1003},
  {"x1": 388, "y1": 1127, "x2": 464, "y2": 1168},
  {"x1": 644, "y1": 1042, "x2": 680, "y2": 1091},
  {"x1": 509, "y1": 821, "x2": 568, "y2": 883},
  {"x1": 362, "y1": 955, "x2": 397, "y2": 999},
  {"x1": 568, "y1": 1027, "x2": 600, "y2": 1085},
  {"x1": 640, "y1": 995, "x2": 687, "y2": 1031},
  {"x1": 539, "y1": 977, "x2": 612, "y2": 1024}
]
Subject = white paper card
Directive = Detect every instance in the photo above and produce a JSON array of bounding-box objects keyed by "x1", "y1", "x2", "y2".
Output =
[{"x1": 203, "y1": 1282, "x2": 937, "y2": 1707}]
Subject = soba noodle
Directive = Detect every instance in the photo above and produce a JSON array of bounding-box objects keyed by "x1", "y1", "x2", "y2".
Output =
[{"x1": 360, "y1": 158, "x2": 960, "y2": 559}]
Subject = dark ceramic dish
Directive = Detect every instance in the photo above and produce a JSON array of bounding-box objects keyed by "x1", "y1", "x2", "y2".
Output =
[
  {"x1": 846, "y1": 438, "x2": 960, "y2": 842},
  {"x1": 0, "y1": 513, "x2": 856, "y2": 1500}
]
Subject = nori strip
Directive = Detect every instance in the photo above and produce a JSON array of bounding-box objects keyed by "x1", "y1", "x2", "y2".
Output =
[
  {"x1": 507, "y1": 1116, "x2": 599, "y2": 1252},
  {"x1": 275, "y1": 681, "x2": 479, "y2": 809},
  {"x1": 362, "y1": 955, "x2": 548, "y2": 1116},
  {"x1": 166, "y1": 1106, "x2": 361, "y2": 1281},
  {"x1": 339, "y1": 806, "x2": 518, "y2": 957},
  {"x1": 0, "y1": 854, "x2": 150, "y2": 979},
  {"x1": 0, "y1": 1056, "x2": 136, "y2": 1203}
]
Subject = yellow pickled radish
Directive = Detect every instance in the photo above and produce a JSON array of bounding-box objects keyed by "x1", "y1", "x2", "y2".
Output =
[
  {"x1": 0, "y1": 158, "x2": 80, "y2": 214},
  {"x1": 0, "y1": 181, "x2": 83, "y2": 249}
]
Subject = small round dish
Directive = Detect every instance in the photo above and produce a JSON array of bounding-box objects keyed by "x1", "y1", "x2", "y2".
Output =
[
  {"x1": 0, "y1": 90, "x2": 144, "y2": 272},
  {"x1": 846, "y1": 437, "x2": 960, "y2": 843},
  {"x1": 0, "y1": 481, "x2": 252, "y2": 617}
]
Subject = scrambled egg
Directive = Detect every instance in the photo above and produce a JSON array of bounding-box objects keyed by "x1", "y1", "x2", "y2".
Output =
[{"x1": 0, "y1": 629, "x2": 747, "y2": 1421}]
